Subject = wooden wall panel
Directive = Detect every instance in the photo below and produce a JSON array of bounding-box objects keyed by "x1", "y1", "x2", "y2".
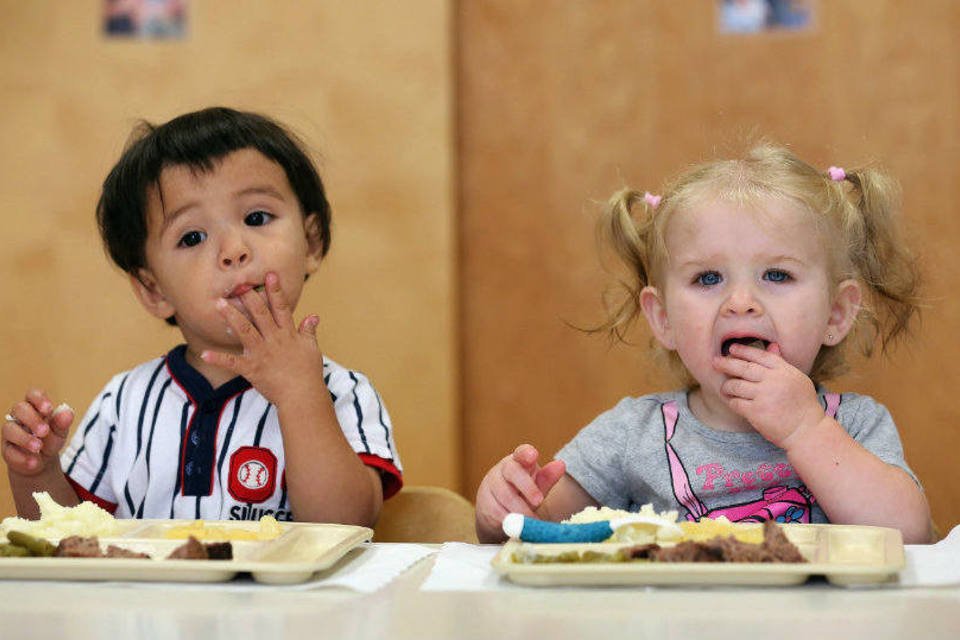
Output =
[
  {"x1": 458, "y1": 1, "x2": 960, "y2": 533},
  {"x1": 0, "y1": 1, "x2": 457, "y2": 518}
]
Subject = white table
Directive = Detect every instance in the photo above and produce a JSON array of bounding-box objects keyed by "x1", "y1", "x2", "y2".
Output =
[{"x1": 0, "y1": 549, "x2": 957, "y2": 639}]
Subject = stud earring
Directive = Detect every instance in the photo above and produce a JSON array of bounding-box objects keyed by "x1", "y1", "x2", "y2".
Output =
[{"x1": 826, "y1": 333, "x2": 834, "y2": 344}]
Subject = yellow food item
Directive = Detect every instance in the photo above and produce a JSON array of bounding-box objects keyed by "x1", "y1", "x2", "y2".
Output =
[
  {"x1": 679, "y1": 518, "x2": 764, "y2": 544},
  {"x1": 163, "y1": 516, "x2": 283, "y2": 541}
]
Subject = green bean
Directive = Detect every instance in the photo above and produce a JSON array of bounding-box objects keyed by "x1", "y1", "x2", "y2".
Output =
[
  {"x1": 0, "y1": 543, "x2": 31, "y2": 557},
  {"x1": 6, "y1": 531, "x2": 57, "y2": 557}
]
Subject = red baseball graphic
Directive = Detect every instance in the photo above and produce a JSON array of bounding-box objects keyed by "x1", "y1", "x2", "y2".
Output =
[
  {"x1": 237, "y1": 459, "x2": 269, "y2": 489},
  {"x1": 229, "y1": 447, "x2": 277, "y2": 503}
]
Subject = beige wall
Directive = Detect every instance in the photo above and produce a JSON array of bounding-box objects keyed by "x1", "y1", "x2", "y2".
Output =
[
  {"x1": 458, "y1": 1, "x2": 960, "y2": 534},
  {"x1": 0, "y1": 1, "x2": 457, "y2": 517}
]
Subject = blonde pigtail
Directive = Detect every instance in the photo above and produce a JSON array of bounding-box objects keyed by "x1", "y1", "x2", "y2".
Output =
[
  {"x1": 844, "y1": 168, "x2": 922, "y2": 354},
  {"x1": 593, "y1": 188, "x2": 657, "y2": 343}
]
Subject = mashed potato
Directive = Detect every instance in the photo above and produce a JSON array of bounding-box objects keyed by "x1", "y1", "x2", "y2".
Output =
[
  {"x1": 0, "y1": 492, "x2": 119, "y2": 541},
  {"x1": 563, "y1": 504, "x2": 764, "y2": 544}
]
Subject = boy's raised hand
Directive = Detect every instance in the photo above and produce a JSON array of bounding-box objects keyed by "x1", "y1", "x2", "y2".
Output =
[
  {"x1": 201, "y1": 271, "x2": 323, "y2": 406},
  {"x1": 2, "y1": 389, "x2": 73, "y2": 476},
  {"x1": 714, "y1": 342, "x2": 826, "y2": 448},
  {"x1": 475, "y1": 444, "x2": 566, "y2": 543}
]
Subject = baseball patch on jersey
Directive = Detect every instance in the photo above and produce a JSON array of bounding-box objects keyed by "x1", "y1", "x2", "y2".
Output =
[{"x1": 228, "y1": 446, "x2": 277, "y2": 503}]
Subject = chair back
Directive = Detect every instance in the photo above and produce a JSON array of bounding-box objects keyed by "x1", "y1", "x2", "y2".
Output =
[{"x1": 374, "y1": 485, "x2": 478, "y2": 543}]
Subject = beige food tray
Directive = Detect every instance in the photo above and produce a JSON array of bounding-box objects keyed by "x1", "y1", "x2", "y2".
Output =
[
  {"x1": 0, "y1": 520, "x2": 372, "y2": 584},
  {"x1": 493, "y1": 523, "x2": 904, "y2": 587}
]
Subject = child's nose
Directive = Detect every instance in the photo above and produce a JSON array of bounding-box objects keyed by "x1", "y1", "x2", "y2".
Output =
[
  {"x1": 723, "y1": 285, "x2": 762, "y2": 315},
  {"x1": 219, "y1": 235, "x2": 250, "y2": 268}
]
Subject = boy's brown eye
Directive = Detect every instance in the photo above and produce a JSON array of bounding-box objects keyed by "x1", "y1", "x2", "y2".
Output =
[
  {"x1": 178, "y1": 230, "x2": 205, "y2": 247},
  {"x1": 245, "y1": 210, "x2": 273, "y2": 226}
]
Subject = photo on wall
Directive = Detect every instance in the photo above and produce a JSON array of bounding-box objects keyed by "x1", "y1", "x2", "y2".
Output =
[
  {"x1": 103, "y1": 0, "x2": 187, "y2": 39},
  {"x1": 717, "y1": 0, "x2": 815, "y2": 34}
]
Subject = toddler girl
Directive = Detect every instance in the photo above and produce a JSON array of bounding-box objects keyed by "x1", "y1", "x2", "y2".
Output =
[{"x1": 475, "y1": 144, "x2": 932, "y2": 544}]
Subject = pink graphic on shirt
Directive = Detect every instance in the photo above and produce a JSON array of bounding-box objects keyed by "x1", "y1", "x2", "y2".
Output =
[{"x1": 661, "y1": 394, "x2": 840, "y2": 524}]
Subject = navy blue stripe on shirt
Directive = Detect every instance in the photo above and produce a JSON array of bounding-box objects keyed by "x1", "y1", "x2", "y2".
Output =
[
  {"x1": 253, "y1": 403, "x2": 271, "y2": 447},
  {"x1": 89, "y1": 425, "x2": 116, "y2": 494},
  {"x1": 170, "y1": 401, "x2": 191, "y2": 517},
  {"x1": 349, "y1": 372, "x2": 370, "y2": 454},
  {"x1": 114, "y1": 374, "x2": 129, "y2": 422},
  {"x1": 135, "y1": 360, "x2": 165, "y2": 454},
  {"x1": 216, "y1": 392, "x2": 245, "y2": 474},
  {"x1": 137, "y1": 377, "x2": 172, "y2": 518},
  {"x1": 374, "y1": 389, "x2": 393, "y2": 459},
  {"x1": 65, "y1": 409, "x2": 103, "y2": 475},
  {"x1": 125, "y1": 360, "x2": 166, "y2": 515}
]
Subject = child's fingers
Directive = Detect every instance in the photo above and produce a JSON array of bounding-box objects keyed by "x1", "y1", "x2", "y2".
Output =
[
  {"x1": 24, "y1": 389, "x2": 54, "y2": 417},
  {"x1": 2, "y1": 441, "x2": 40, "y2": 474},
  {"x1": 200, "y1": 349, "x2": 245, "y2": 375},
  {"x1": 264, "y1": 272, "x2": 294, "y2": 329},
  {"x1": 217, "y1": 299, "x2": 263, "y2": 345},
  {"x1": 488, "y1": 476, "x2": 539, "y2": 516},
  {"x1": 2, "y1": 420, "x2": 42, "y2": 456},
  {"x1": 8, "y1": 402, "x2": 50, "y2": 439},
  {"x1": 714, "y1": 356, "x2": 765, "y2": 382},
  {"x1": 720, "y1": 377, "x2": 758, "y2": 400},
  {"x1": 48, "y1": 404, "x2": 74, "y2": 438},
  {"x1": 726, "y1": 343, "x2": 778, "y2": 365},
  {"x1": 500, "y1": 458, "x2": 545, "y2": 507},
  {"x1": 236, "y1": 288, "x2": 276, "y2": 334},
  {"x1": 533, "y1": 459, "x2": 566, "y2": 495},
  {"x1": 298, "y1": 314, "x2": 320, "y2": 342},
  {"x1": 510, "y1": 443, "x2": 541, "y2": 470}
]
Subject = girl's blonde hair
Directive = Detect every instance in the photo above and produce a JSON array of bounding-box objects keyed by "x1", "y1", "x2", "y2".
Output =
[{"x1": 597, "y1": 143, "x2": 921, "y2": 386}]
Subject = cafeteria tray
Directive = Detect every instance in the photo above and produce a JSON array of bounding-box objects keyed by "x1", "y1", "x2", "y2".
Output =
[
  {"x1": 0, "y1": 520, "x2": 372, "y2": 584},
  {"x1": 492, "y1": 523, "x2": 904, "y2": 587}
]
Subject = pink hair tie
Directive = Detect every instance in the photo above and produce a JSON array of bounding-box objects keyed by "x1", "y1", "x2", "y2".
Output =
[
  {"x1": 827, "y1": 166, "x2": 846, "y2": 181},
  {"x1": 643, "y1": 191, "x2": 662, "y2": 208}
]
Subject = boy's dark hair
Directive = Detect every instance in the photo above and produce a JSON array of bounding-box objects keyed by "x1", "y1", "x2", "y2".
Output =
[{"x1": 97, "y1": 106, "x2": 332, "y2": 279}]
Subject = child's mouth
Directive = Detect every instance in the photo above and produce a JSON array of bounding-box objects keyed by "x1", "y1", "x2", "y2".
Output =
[
  {"x1": 720, "y1": 337, "x2": 769, "y2": 356},
  {"x1": 226, "y1": 283, "x2": 266, "y2": 298}
]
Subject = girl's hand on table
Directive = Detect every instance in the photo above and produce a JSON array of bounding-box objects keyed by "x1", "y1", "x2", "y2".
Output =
[
  {"x1": 475, "y1": 444, "x2": 566, "y2": 543},
  {"x1": 2, "y1": 389, "x2": 73, "y2": 476}
]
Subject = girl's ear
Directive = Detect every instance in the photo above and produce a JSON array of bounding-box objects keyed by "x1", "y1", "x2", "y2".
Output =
[
  {"x1": 640, "y1": 286, "x2": 676, "y2": 350},
  {"x1": 825, "y1": 278, "x2": 862, "y2": 345},
  {"x1": 130, "y1": 269, "x2": 176, "y2": 321},
  {"x1": 303, "y1": 212, "x2": 324, "y2": 276}
]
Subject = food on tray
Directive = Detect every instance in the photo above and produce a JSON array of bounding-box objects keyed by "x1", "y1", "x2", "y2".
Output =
[
  {"x1": 512, "y1": 520, "x2": 805, "y2": 564},
  {"x1": 166, "y1": 536, "x2": 233, "y2": 560},
  {"x1": 563, "y1": 504, "x2": 764, "y2": 544},
  {"x1": 55, "y1": 535, "x2": 152, "y2": 559},
  {"x1": 0, "y1": 492, "x2": 119, "y2": 541},
  {"x1": 628, "y1": 520, "x2": 805, "y2": 563},
  {"x1": 162, "y1": 515, "x2": 282, "y2": 541},
  {"x1": 2, "y1": 530, "x2": 57, "y2": 557},
  {"x1": 563, "y1": 504, "x2": 683, "y2": 543},
  {"x1": 1, "y1": 530, "x2": 233, "y2": 561}
]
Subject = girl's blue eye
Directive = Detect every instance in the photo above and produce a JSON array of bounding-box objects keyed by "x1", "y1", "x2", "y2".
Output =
[
  {"x1": 178, "y1": 230, "x2": 206, "y2": 248},
  {"x1": 696, "y1": 271, "x2": 722, "y2": 286},
  {"x1": 245, "y1": 210, "x2": 273, "y2": 226},
  {"x1": 764, "y1": 269, "x2": 791, "y2": 283}
]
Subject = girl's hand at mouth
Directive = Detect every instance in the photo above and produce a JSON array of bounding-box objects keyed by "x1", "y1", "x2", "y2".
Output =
[{"x1": 713, "y1": 342, "x2": 825, "y2": 449}]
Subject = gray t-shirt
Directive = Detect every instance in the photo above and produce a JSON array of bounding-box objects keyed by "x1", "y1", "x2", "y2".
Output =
[{"x1": 556, "y1": 390, "x2": 917, "y2": 524}]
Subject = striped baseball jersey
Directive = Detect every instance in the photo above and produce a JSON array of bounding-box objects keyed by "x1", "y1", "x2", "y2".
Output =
[{"x1": 60, "y1": 344, "x2": 402, "y2": 521}]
